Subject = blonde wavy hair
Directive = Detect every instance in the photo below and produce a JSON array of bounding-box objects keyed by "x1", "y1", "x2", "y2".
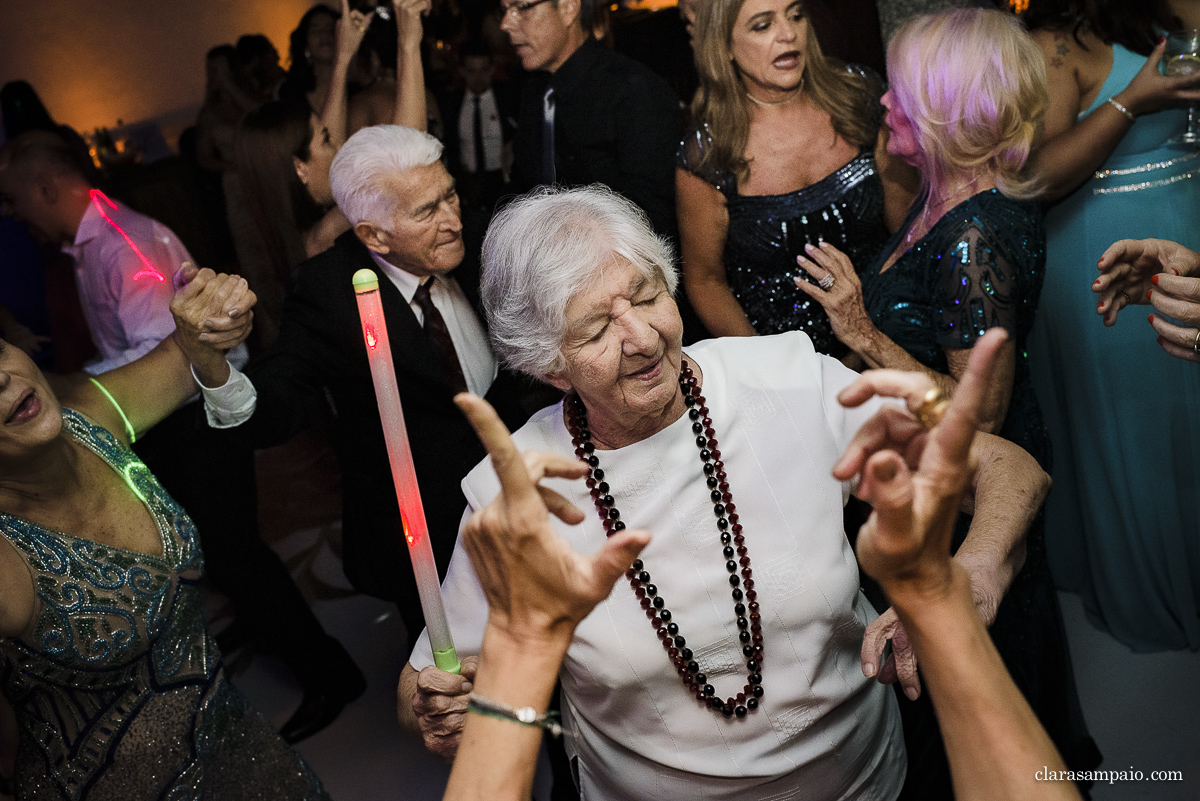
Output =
[
  {"x1": 887, "y1": 8, "x2": 1048, "y2": 199},
  {"x1": 690, "y1": 0, "x2": 879, "y2": 187}
]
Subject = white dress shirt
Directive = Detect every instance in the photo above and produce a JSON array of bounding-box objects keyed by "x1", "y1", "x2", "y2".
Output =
[
  {"x1": 65, "y1": 195, "x2": 187, "y2": 374},
  {"x1": 458, "y1": 88, "x2": 504, "y2": 174},
  {"x1": 370, "y1": 251, "x2": 497, "y2": 398}
]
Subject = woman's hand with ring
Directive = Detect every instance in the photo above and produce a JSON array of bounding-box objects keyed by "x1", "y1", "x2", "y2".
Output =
[
  {"x1": 793, "y1": 241, "x2": 874, "y2": 351},
  {"x1": 336, "y1": 0, "x2": 373, "y2": 63},
  {"x1": 1147, "y1": 271, "x2": 1200, "y2": 363}
]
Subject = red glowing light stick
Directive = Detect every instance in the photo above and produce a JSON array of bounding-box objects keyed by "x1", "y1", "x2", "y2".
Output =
[
  {"x1": 353, "y1": 269, "x2": 461, "y2": 673},
  {"x1": 88, "y1": 190, "x2": 166, "y2": 283}
]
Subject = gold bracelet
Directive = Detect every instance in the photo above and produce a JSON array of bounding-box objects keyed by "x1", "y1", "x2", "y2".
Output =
[{"x1": 1106, "y1": 97, "x2": 1136, "y2": 122}]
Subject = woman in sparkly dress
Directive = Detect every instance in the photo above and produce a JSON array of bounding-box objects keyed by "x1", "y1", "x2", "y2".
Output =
[
  {"x1": 0, "y1": 273, "x2": 328, "y2": 800},
  {"x1": 676, "y1": 0, "x2": 916, "y2": 357},
  {"x1": 797, "y1": 9, "x2": 1100, "y2": 797}
]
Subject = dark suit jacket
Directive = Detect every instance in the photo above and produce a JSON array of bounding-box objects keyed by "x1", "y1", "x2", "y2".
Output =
[
  {"x1": 512, "y1": 38, "x2": 683, "y2": 241},
  {"x1": 438, "y1": 84, "x2": 519, "y2": 180},
  {"x1": 228, "y1": 231, "x2": 538, "y2": 609}
]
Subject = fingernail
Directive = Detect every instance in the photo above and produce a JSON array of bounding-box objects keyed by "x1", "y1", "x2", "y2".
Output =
[
  {"x1": 228, "y1": 309, "x2": 239, "y2": 318},
  {"x1": 1097, "y1": 303, "x2": 1104, "y2": 313},
  {"x1": 905, "y1": 687, "x2": 919, "y2": 701},
  {"x1": 1092, "y1": 279, "x2": 1102, "y2": 289},
  {"x1": 1148, "y1": 314, "x2": 1155, "y2": 324},
  {"x1": 1151, "y1": 274, "x2": 1159, "y2": 285},
  {"x1": 863, "y1": 662, "x2": 876, "y2": 678},
  {"x1": 873, "y1": 460, "x2": 897, "y2": 482},
  {"x1": 1147, "y1": 289, "x2": 1153, "y2": 301},
  {"x1": 1157, "y1": 335, "x2": 1165, "y2": 345},
  {"x1": 804, "y1": 243, "x2": 814, "y2": 252}
]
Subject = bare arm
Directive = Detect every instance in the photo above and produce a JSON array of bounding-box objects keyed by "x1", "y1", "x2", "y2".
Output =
[
  {"x1": 1029, "y1": 30, "x2": 1200, "y2": 202},
  {"x1": 676, "y1": 168, "x2": 757, "y2": 337},
  {"x1": 441, "y1": 395, "x2": 650, "y2": 801},
  {"x1": 392, "y1": 0, "x2": 432, "y2": 130},
  {"x1": 62, "y1": 269, "x2": 257, "y2": 444},
  {"x1": 840, "y1": 330, "x2": 1078, "y2": 801},
  {"x1": 320, "y1": 0, "x2": 371, "y2": 149}
]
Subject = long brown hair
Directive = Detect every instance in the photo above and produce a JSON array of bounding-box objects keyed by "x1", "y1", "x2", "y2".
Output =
[
  {"x1": 690, "y1": 0, "x2": 879, "y2": 186},
  {"x1": 234, "y1": 101, "x2": 326, "y2": 285}
]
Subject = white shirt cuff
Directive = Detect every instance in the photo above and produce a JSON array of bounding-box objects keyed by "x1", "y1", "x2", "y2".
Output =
[{"x1": 193, "y1": 363, "x2": 257, "y2": 428}]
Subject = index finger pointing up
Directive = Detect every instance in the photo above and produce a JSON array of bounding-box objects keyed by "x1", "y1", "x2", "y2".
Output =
[{"x1": 455, "y1": 393, "x2": 541, "y2": 509}]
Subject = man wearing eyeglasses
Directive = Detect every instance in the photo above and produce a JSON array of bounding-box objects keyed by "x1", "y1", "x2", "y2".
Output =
[{"x1": 501, "y1": 0, "x2": 682, "y2": 242}]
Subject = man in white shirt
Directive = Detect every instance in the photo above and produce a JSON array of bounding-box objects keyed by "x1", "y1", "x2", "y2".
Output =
[
  {"x1": 0, "y1": 131, "x2": 187, "y2": 373},
  {"x1": 177, "y1": 125, "x2": 549, "y2": 645}
]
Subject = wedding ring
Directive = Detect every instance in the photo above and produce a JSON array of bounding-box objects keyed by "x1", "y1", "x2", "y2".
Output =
[
  {"x1": 1116, "y1": 291, "x2": 1130, "y2": 307},
  {"x1": 818, "y1": 273, "x2": 836, "y2": 290},
  {"x1": 914, "y1": 387, "x2": 951, "y2": 430},
  {"x1": 1193, "y1": 328, "x2": 1200, "y2": 353}
]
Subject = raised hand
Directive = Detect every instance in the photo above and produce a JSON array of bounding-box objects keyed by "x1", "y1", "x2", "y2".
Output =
[
  {"x1": 336, "y1": 0, "x2": 373, "y2": 66},
  {"x1": 454, "y1": 393, "x2": 651, "y2": 646},
  {"x1": 393, "y1": 0, "x2": 431, "y2": 54},
  {"x1": 170, "y1": 264, "x2": 256, "y2": 386}
]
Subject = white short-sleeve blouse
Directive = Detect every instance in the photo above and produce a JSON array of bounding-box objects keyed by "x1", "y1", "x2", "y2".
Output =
[{"x1": 410, "y1": 332, "x2": 905, "y2": 801}]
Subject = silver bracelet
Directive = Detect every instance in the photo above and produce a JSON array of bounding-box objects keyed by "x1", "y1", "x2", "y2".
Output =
[
  {"x1": 1106, "y1": 97, "x2": 1136, "y2": 122},
  {"x1": 467, "y1": 693, "x2": 563, "y2": 738}
]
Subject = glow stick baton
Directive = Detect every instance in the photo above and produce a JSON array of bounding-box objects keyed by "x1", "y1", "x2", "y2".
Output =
[{"x1": 353, "y1": 268, "x2": 461, "y2": 674}]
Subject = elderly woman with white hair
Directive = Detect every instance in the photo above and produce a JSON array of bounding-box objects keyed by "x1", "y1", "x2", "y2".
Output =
[{"x1": 398, "y1": 184, "x2": 1049, "y2": 800}]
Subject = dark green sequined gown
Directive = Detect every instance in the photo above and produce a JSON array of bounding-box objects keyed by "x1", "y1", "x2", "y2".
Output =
[{"x1": 0, "y1": 410, "x2": 329, "y2": 801}]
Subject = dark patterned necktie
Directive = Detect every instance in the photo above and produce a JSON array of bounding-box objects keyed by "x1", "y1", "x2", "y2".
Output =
[{"x1": 413, "y1": 279, "x2": 468, "y2": 394}]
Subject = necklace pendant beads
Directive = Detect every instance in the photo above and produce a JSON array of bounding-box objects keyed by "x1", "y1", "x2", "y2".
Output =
[{"x1": 565, "y1": 358, "x2": 764, "y2": 720}]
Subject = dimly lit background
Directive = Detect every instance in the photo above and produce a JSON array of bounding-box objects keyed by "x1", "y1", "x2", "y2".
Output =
[{"x1": 0, "y1": 0, "x2": 315, "y2": 147}]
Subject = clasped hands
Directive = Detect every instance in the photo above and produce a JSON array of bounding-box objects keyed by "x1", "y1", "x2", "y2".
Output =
[
  {"x1": 408, "y1": 329, "x2": 1009, "y2": 758},
  {"x1": 169, "y1": 263, "x2": 256, "y2": 386}
]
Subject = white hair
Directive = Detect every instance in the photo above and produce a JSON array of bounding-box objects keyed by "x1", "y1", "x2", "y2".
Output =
[
  {"x1": 481, "y1": 185, "x2": 679, "y2": 379},
  {"x1": 330, "y1": 125, "x2": 443, "y2": 226}
]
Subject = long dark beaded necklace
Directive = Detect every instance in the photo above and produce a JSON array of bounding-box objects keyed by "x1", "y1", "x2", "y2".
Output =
[{"x1": 565, "y1": 358, "x2": 764, "y2": 720}]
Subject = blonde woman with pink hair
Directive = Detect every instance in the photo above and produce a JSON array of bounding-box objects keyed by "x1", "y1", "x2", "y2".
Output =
[{"x1": 794, "y1": 7, "x2": 1102, "y2": 798}]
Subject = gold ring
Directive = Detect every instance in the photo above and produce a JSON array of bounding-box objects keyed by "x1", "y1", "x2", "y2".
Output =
[{"x1": 914, "y1": 387, "x2": 950, "y2": 430}]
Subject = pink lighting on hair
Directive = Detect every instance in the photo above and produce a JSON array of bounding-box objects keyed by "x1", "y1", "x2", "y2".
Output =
[{"x1": 88, "y1": 189, "x2": 166, "y2": 283}]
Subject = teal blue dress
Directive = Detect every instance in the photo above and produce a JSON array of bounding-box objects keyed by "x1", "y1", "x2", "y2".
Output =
[
  {"x1": 1028, "y1": 43, "x2": 1200, "y2": 653},
  {"x1": 0, "y1": 410, "x2": 329, "y2": 800}
]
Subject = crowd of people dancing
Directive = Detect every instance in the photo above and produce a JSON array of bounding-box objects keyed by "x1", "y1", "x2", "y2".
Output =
[{"x1": 0, "y1": 0, "x2": 1197, "y2": 799}]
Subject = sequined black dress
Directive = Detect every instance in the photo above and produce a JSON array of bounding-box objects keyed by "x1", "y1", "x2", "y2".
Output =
[
  {"x1": 677, "y1": 129, "x2": 890, "y2": 358},
  {"x1": 859, "y1": 190, "x2": 1100, "y2": 797},
  {"x1": 0, "y1": 410, "x2": 329, "y2": 801}
]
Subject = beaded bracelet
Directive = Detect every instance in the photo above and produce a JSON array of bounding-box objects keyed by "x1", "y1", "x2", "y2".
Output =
[
  {"x1": 1106, "y1": 97, "x2": 1136, "y2": 122},
  {"x1": 467, "y1": 693, "x2": 563, "y2": 738}
]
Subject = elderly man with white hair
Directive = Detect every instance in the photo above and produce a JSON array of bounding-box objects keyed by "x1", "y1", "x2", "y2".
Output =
[
  {"x1": 399, "y1": 185, "x2": 1051, "y2": 800},
  {"x1": 178, "y1": 125, "x2": 540, "y2": 711}
]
